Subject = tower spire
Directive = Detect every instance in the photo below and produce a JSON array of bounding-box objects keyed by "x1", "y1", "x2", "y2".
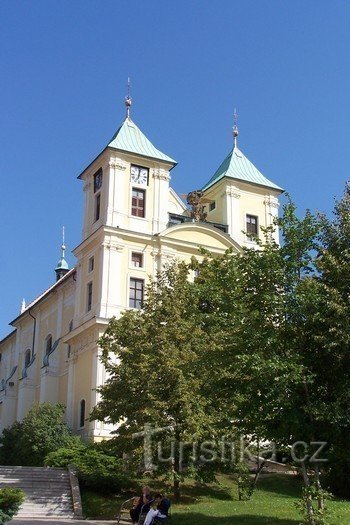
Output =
[
  {"x1": 55, "y1": 227, "x2": 69, "y2": 282},
  {"x1": 125, "y1": 77, "x2": 132, "y2": 119},
  {"x1": 233, "y1": 108, "x2": 239, "y2": 148}
]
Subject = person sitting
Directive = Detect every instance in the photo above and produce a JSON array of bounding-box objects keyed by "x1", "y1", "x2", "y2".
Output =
[
  {"x1": 130, "y1": 485, "x2": 152, "y2": 524},
  {"x1": 143, "y1": 493, "x2": 170, "y2": 525}
]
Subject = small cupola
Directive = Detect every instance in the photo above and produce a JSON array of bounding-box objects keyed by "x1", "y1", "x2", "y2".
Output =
[{"x1": 55, "y1": 227, "x2": 69, "y2": 281}]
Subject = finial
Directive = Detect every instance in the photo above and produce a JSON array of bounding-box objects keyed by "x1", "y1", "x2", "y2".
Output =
[
  {"x1": 21, "y1": 298, "x2": 26, "y2": 313},
  {"x1": 233, "y1": 108, "x2": 239, "y2": 148},
  {"x1": 125, "y1": 77, "x2": 132, "y2": 119},
  {"x1": 61, "y1": 226, "x2": 66, "y2": 258}
]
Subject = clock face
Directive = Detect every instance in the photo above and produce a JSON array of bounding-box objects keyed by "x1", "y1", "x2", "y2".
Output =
[
  {"x1": 131, "y1": 165, "x2": 148, "y2": 186},
  {"x1": 94, "y1": 170, "x2": 103, "y2": 192}
]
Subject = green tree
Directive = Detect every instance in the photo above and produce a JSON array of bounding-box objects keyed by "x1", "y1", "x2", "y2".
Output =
[
  {"x1": 0, "y1": 488, "x2": 25, "y2": 524},
  {"x1": 0, "y1": 403, "x2": 75, "y2": 466},
  {"x1": 92, "y1": 263, "x2": 217, "y2": 500},
  {"x1": 196, "y1": 195, "x2": 350, "y2": 523}
]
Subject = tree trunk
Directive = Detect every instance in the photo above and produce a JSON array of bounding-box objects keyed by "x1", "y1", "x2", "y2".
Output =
[
  {"x1": 173, "y1": 476, "x2": 180, "y2": 502},
  {"x1": 172, "y1": 431, "x2": 181, "y2": 502},
  {"x1": 314, "y1": 464, "x2": 324, "y2": 511},
  {"x1": 301, "y1": 461, "x2": 315, "y2": 525}
]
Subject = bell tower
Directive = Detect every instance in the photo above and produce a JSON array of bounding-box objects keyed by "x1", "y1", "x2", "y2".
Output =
[{"x1": 73, "y1": 94, "x2": 177, "y2": 324}]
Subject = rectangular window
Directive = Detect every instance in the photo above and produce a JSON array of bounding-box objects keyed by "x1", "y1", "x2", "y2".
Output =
[
  {"x1": 94, "y1": 194, "x2": 101, "y2": 222},
  {"x1": 79, "y1": 399, "x2": 86, "y2": 428},
  {"x1": 246, "y1": 214, "x2": 258, "y2": 236},
  {"x1": 131, "y1": 252, "x2": 143, "y2": 268},
  {"x1": 131, "y1": 188, "x2": 145, "y2": 218},
  {"x1": 87, "y1": 282, "x2": 93, "y2": 312},
  {"x1": 93, "y1": 168, "x2": 103, "y2": 193},
  {"x1": 209, "y1": 201, "x2": 216, "y2": 212},
  {"x1": 129, "y1": 278, "x2": 144, "y2": 309},
  {"x1": 88, "y1": 256, "x2": 94, "y2": 273}
]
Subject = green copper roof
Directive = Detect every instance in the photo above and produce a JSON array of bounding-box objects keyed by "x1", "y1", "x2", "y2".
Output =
[
  {"x1": 55, "y1": 256, "x2": 69, "y2": 271},
  {"x1": 202, "y1": 146, "x2": 283, "y2": 192},
  {"x1": 108, "y1": 118, "x2": 176, "y2": 165}
]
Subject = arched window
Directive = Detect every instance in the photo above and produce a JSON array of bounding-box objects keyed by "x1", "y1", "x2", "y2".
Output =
[
  {"x1": 45, "y1": 335, "x2": 52, "y2": 355},
  {"x1": 79, "y1": 399, "x2": 86, "y2": 429},
  {"x1": 24, "y1": 349, "x2": 31, "y2": 368}
]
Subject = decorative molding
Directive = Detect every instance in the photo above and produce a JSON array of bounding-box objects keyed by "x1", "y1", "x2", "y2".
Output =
[
  {"x1": 102, "y1": 240, "x2": 124, "y2": 252},
  {"x1": 83, "y1": 181, "x2": 92, "y2": 192},
  {"x1": 152, "y1": 168, "x2": 170, "y2": 181},
  {"x1": 224, "y1": 186, "x2": 241, "y2": 199},
  {"x1": 109, "y1": 158, "x2": 128, "y2": 170},
  {"x1": 264, "y1": 196, "x2": 280, "y2": 208}
]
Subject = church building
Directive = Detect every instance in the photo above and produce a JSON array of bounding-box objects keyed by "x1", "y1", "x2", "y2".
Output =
[{"x1": 0, "y1": 97, "x2": 283, "y2": 440}]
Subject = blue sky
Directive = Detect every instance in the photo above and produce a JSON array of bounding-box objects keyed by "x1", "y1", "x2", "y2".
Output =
[{"x1": 1, "y1": 0, "x2": 350, "y2": 338}]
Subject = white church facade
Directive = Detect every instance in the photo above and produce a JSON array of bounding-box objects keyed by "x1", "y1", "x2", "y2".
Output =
[{"x1": 0, "y1": 98, "x2": 283, "y2": 440}]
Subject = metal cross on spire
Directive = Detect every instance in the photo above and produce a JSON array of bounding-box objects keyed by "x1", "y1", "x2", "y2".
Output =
[
  {"x1": 125, "y1": 77, "x2": 132, "y2": 119},
  {"x1": 233, "y1": 108, "x2": 239, "y2": 148}
]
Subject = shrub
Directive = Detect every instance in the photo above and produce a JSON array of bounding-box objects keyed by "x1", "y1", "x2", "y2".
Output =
[
  {"x1": 0, "y1": 488, "x2": 25, "y2": 524},
  {"x1": 0, "y1": 403, "x2": 76, "y2": 466},
  {"x1": 45, "y1": 442, "x2": 129, "y2": 493}
]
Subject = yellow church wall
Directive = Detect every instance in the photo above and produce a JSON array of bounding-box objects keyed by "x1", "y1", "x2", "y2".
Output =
[{"x1": 0, "y1": 110, "x2": 282, "y2": 441}]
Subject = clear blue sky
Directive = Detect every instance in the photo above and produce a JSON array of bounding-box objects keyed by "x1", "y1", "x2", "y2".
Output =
[{"x1": 1, "y1": 0, "x2": 350, "y2": 338}]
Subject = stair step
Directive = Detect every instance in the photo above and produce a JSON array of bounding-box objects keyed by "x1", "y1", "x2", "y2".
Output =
[{"x1": 0, "y1": 466, "x2": 76, "y2": 519}]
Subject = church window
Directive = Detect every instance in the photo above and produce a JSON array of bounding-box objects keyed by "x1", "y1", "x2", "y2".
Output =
[
  {"x1": 94, "y1": 194, "x2": 101, "y2": 222},
  {"x1": 87, "y1": 282, "x2": 93, "y2": 312},
  {"x1": 79, "y1": 399, "x2": 86, "y2": 428},
  {"x1": 131, "y1": 188, "x2": 145, "y2": 218},
  {"x1": 24, "y1": 349, "x2": 31, "y2": 368},
  {"x1": 129, "y1": 278, "x2": 144, "y2": 309},
  {"x1": 209, "y1": 201, "x2": 216, "y2": 212},
  {"x1": 131, "y1": 252, "x2": 143, "y2": 268},
  {"x1": 246, "y1": 214, "x2": 258, "y2": 236},
  {"x1": 93, "y1": 169, "x2": 103, "y2": 193},
  {"x1": 88, "y1": 256, "x2": 94, "y2": 273},
  {"x1": 45, "y1": 335, "x2": 52, "y2": 355}
]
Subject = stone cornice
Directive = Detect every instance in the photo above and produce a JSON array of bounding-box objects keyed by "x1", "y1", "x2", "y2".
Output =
[
  {"x1": 223, "y1": 186, "x2": 241, "y2": 198},
  {"x1": 151, "y1": 168, "x2": 170, "y2": 181},
  {"x1": 109, "y1": 157, "x2": 128, "y2": 170}
]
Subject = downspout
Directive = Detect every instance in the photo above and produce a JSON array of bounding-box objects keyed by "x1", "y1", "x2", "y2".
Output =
[{"x1": 28, "y1": 309, "x2": 36, "y2": 358}]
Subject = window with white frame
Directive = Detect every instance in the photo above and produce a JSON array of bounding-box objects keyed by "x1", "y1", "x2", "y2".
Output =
[{"x1": 131, "y1": 252, "x2": 143, "y2": 268}]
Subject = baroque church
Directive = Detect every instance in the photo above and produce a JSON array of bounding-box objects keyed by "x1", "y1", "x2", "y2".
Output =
[{"x1": 0, "y1": 97, "x2": 283, "y2": 440}]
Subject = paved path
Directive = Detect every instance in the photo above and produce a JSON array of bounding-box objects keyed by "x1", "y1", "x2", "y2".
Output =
[{"x1": 8, "y1": 518, "x2": 122, "y2": 525}]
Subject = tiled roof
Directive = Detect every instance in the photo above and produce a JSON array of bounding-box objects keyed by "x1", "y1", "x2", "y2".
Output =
[
  {"x1": 202, "y1": 146, "x2": 283, "y2": 192},
  {"x1": 108, "y1": 118, "x2": 177, "y2": 165}
]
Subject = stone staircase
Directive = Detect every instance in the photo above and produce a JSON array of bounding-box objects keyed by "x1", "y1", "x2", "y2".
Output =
[{"x1": 0, "y1": 466, "x2": 75, "y2": 519}]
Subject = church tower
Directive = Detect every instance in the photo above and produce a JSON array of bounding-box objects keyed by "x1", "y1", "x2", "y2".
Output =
[
  {"x1": 202, "y1": 113, "x2": 283, "y2": 246},
  {"x1": 72, "y1": 95, "x2": 177, "y2": 333}
]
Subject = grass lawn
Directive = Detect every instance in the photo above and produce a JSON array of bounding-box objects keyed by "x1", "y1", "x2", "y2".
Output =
[{"x1": 81, "y1": 473, "x2": 350, "y2": 524}]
